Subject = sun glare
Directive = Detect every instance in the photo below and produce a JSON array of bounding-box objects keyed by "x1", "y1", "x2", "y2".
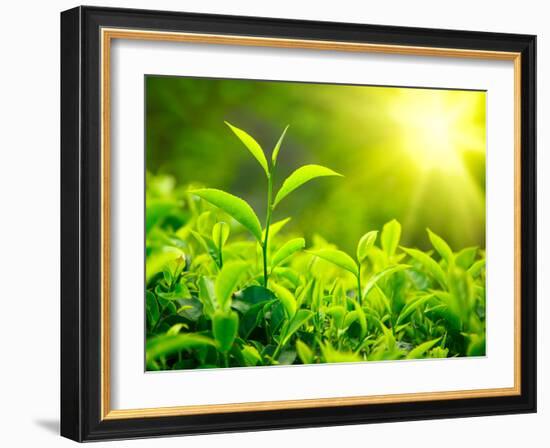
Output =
[{"x1": 390, "y1": 89, "x2": 485, "y2": 173}]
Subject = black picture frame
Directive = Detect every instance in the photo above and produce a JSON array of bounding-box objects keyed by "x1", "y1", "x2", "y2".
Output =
[{"x1": 61, "y1": 5, "x2": 536, "y2": 442}]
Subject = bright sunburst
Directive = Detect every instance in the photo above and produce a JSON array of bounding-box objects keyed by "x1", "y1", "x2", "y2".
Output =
[{"x1": 389, "y1": 89, "x2": 486, "y2": 174}]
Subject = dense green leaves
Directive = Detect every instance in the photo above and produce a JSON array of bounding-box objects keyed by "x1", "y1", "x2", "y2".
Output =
[
  {"x1": 320, "y1": 343, "x2": 362, "y2": 363},
  {"x1": 191, "y1": 188, "x2": 262, "y2": 241},
  {"x1": 406, "y1": 337, "x2": 442, "y2": 359},
  {"x1": 273, "y1": 164, "x2": 342, "y2": 207},
  {"x1": 396, "y1": 294, "x2": 433, "y2": 326},
  {"x1": 280, "y1": 309, "x2": 314, "y2": 346},
  {"x1": 402, "y1": 247, "x2": 447, "y2": 289},
  {"x1": 146, "y1": 124, "x2": 486, "y2": 371},
  {"x1": 362, "y1": 264, "x2": 410, "y2": 301},
  {"x1": 146, "y1": 334, "x2": 215, "y2": 368}
]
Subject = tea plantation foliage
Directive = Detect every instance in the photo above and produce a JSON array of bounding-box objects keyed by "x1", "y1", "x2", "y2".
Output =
[{"x1": 145, "y1": 123, "x2": 486, "y2": 370}]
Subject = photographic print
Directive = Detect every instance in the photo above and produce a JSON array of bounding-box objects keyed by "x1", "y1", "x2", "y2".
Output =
[{"x1": 144, "y1": 76, "x2": 487, "y2": 371}]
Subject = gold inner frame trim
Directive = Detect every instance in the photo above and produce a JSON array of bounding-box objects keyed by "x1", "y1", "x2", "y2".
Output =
[{"x1": 100, "y1": 27, "x2": 522, "y2": 420}]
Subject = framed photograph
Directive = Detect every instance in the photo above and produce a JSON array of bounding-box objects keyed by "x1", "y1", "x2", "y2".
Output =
[{"x1": 60, "y1": 6, "x2": 536, "y2": 442}]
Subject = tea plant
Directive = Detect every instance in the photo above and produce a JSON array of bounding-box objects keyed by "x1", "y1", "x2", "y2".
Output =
[
  {"x1": 191, "y1": 122, "x2": 342, "y2": 288},
  {"x1": 145, "y1": 123, "x2": 486, "y2": 370}
]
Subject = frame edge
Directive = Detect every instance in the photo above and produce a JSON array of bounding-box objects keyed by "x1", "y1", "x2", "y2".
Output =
[
  {"x1": 61, "y1": 5, "x2": 537, "y2": 441},
  {"x1": 60, "y1": 5, "x2": 84, "y2": 442}
]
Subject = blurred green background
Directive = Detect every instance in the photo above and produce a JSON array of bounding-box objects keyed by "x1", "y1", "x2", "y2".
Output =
[{"x1": 146, "y1": 76, "x2": 486, "y2": 254}]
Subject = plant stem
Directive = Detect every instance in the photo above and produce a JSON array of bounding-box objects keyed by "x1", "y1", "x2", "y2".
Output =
[
  {"x1": 262, "y1": 172, "x2": 274, "y2": 287},
  {"x1": 272, "y1": 341, "x2": 283, "y2": 361}
]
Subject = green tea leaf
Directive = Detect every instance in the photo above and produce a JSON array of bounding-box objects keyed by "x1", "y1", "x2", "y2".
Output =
[
  {"x1": 327, "y1": 305, "x2": 346, "y2": 329},
  {"x1": 455, "y1": 247, "x2": 478, "y2": 270},
  {"x1": 176, "y1": 297, "x2": 203, "y2": 322},
  {"x1": 146, "y1": 334, "x2": 215, "y2": 367},
  {"x1": 271, "y1": 282, "x2": 297, "y2": 317},
  {"x1": 396, "y1": 294, "x2": 433, "y2": 326},
  {"x1": 162, "y1": 269, "x2": 173, "y2": 285},
  {"x1": 402, "y1": 247, "x2": 446, "y2": 289},
  {"x1": 271, "y1": 125, "x2": 289, "y2": 165},
  {"x1": 320, "y1": 342, "x2": 362, "y2": 363},
  {"x1": 377, "y1": 320, "x2": 396, "y2": 351},
  {"x1": 241, "y1": 345, "x2": 263, "y2": 366},
  {"x1": 381, "y1": 219, "x2": 401, "y2": 258},
  {"x1": 271, "y1": 238, "x2": 305, "y2": 268},
  {"x1": 447, "y1": 266, "x2": 474, "y2": 320},
  {"x1": 215, "y1": 261, "x2": 249, "y2": 312},
  {"x1": 357, "y1": 230, "x2": 378, "y2": 263},
  {"x1": 146, "y1": 291, "x2": 159, "y2": 327},
  {"x1": 273, "y1": 164, "x2": 342, "y2": 207},
  {"x1": 362, "y1": 264, "x2": 410, "y2": 301},
  {"x1": 225, "y1": 121, "x2": 269, "y2": 176},
  {"x1": 262, "y1": 217, "x2": 291, "y2": 241},
  {"x1": 212, "y1": 310, "x2": 239, "y2": 352},
  {"x1": 296, "y1": 340, "x2": 313, "y2": 364},
  {"x1": 240, "y1": 300, "x2": 275, "y2": 338},
  {"x1": 269, "y1": 302, "x2": 286, "y2": 334},
  {"x1": 145, "y1": 249, "x2": 182, "y2": 284},
  {"x1": 406, "y1": 337, "x2": 442, "y2": 359},
  {"x1": 212, "y1": 221, "x2": 230, "y2": 250},
  {"x1": 156, "y1": 282, "x2": 190, "y2": 301},
  {"x1": 466, "y1": 333, "x2": 486, "y2": 356},
  {"x1": 198, "y1": 276, "x2": 216, "y2": 317},
  {"x1": 190, "y1": 230, "x2": 218, "y2": 260},
  {"x1": 277, "y1": 349, "x2": 297, "y2": 365},
  {"x1": 234, "y1": 285, "x2": 276, "y2": 305},
  {"x1": 373, "y1": 284, "x2": 392, "y2": 315},
  {"x1": 191, "y1": 188, "x2": 262, "y2": 241},
  {"x1": 427, "y1": 228, "x2": 453, "y2": 263},
  {"x1": 356, "y1": 230, "x2": 378, "y2": 263},
  {"x1": 428, "y1": 347, "x2": 449, "y2": 358},
  {"x1": 309, "y1": 249, "x2": 358, "y2": 277},
  {"x1": 166, "y1": 323, "x2": 186, "y2": 336},
  {"x1": 197, "y1": 210, "x2": 215, "y2": 234},
  {"x1": 352, "y1": 299, "x2": 367, "y2": 340},
  {"x1": 273, "y1": 267, "x2": 301, "y2": 288},
  {"x1": 281, "y1": 309, "x2": 313, "y2": 346},
  {"x1": 468, "y1": 259, "x2": 486, "y2": 278},
  {"x1": 431, "y1": 291, "x2": 462, "y2": 331},
  {"x1": 344, "y1": 310, "x2": 359, "y2": 328}
]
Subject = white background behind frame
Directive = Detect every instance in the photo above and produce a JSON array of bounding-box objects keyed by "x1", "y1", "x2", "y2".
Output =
[{"x1": 110, "y1": 37, "x2": 515, "y2": 410}]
